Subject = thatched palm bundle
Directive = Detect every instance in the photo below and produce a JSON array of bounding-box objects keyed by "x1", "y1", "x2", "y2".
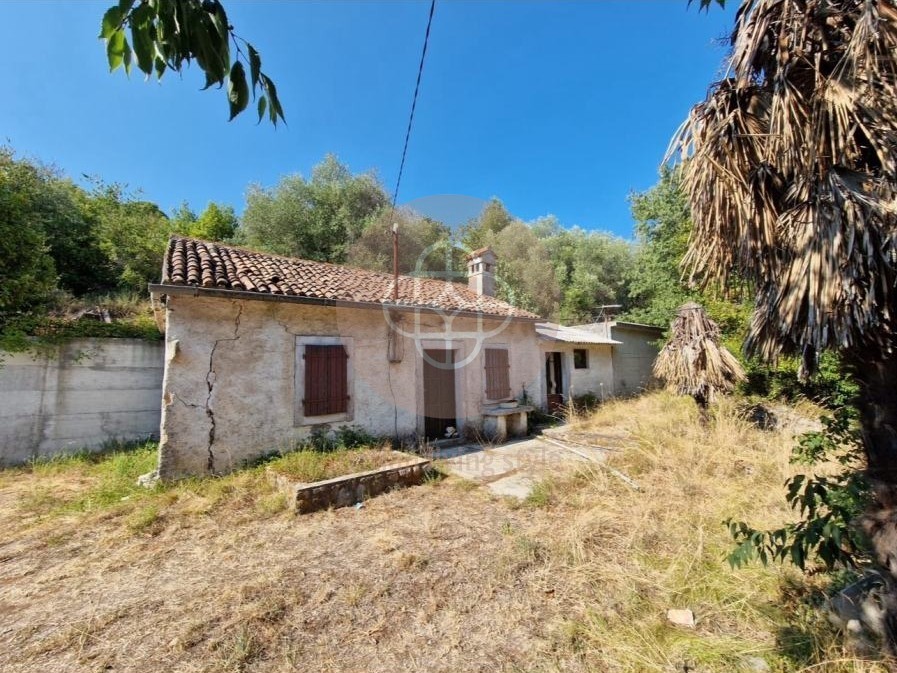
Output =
[
  {"x1": 673, "y1": 0, "x2": 897, "y2": 368},
  {"x1": 653, "y1": 302, "x2": 746, "y2": 405}
]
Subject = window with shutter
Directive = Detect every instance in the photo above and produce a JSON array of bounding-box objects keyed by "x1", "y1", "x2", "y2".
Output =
[
  {"x1": 484, "y1": 347, "x2": 511, "y2": 401},
  {"x1": 303, "y1": 344, "x2": 349, "y2": 416}
]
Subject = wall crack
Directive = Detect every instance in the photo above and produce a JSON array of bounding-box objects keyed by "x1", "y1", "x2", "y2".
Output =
[{"x1": 205, "y1": 302, "x2": 243, "y2": 473}]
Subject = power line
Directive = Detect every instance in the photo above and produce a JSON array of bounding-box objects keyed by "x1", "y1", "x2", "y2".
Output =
[{"x1": 392, "y1": 0, "x2": 436, "y2": 208}]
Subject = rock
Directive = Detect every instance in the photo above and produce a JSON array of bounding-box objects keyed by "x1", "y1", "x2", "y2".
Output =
[
  {"x1": 744, "y1": 404, "x2": 778, "y2": 431},
  {"x1": 827, "y1": 572, "x2": 886, "y2": 637},
  {"x1": 742, "y1": 656, "x2": 770, "y2": 672},
  {"x1": 666, "y1": 608, "x2": 695, "y2": 628},
  {"x1": 137, "y1": 470, "x2": 159, "y2": 488}
]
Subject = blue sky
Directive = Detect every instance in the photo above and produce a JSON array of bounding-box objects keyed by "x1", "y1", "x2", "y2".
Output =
[{"x1": 1, "y1": 1, "x2": 736, "y2": 238}]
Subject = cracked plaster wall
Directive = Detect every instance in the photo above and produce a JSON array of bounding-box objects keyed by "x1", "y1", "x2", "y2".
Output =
[{"x1": 157, "y1": 295, "x2": 544, "y2": 479}]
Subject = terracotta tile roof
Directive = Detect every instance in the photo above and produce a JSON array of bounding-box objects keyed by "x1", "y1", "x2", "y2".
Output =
[{"x1": 160, "y1": 236, "x2": 540, "y2": 320}]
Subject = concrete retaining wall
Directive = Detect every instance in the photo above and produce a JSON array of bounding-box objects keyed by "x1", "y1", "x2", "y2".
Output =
[{"x1": 0, "y1": 339, "x2": 164, "y2": 465}]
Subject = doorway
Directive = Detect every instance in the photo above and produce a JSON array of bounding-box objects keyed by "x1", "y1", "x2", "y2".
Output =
[
  {"x1": 545, "y1": 351, "x2": 564, "y2": 412},
  {"x1": 423, "y1": 349, "x2": 457, "y2": 440}
]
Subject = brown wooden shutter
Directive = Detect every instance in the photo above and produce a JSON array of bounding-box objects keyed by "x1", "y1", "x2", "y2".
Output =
[
  {"x1": 303, "y1": 344, "x2": 349, "y2": 416},
  {"x1": 484, "y1": 348, "x2": 511, "y2": 400}
]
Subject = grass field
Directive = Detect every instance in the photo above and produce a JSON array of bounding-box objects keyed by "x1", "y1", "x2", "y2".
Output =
[{"x1": 0, "y1": 392, "x2": 886, "y2": 672}]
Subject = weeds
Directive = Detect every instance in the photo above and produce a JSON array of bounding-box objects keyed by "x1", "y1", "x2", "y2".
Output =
[
  {"x1": 267, "y1": 446, "x2": 400, "y2": 482},
  {"x1": 0, "y1": 391, "x2": 875, "y2": 672}
]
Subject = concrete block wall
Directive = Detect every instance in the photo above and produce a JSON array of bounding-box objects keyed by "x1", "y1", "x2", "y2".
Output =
[{"x1": 0, "y1": 339, "x2": 164, "y2": 465}]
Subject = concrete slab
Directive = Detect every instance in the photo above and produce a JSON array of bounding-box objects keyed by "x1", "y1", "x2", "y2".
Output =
[{"x1": 437, "y1": 436, "x2": 603, "y2": 499}]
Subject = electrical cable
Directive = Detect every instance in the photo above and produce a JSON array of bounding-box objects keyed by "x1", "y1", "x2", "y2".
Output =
[{"x1": 392, "y1": 0, "x2": 436, "y2": 208}]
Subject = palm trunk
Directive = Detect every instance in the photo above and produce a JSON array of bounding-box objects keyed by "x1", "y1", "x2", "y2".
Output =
[{"x1": 848, "y1": 349, "x2": 897, "y2": 659}]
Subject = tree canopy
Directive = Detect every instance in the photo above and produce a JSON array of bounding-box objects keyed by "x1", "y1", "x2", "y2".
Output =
[
  {"x1": 347, "y1": 208, "x2": 453, "y2": 276},
  {"x1": 240, "y1": 155, "x2": 389, "y2": 263}
]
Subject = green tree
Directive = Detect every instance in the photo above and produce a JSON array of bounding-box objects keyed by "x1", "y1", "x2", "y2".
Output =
[
  {"x1": 190, "y1": 202, "x2": 238, "y2": 241},
  {"x1": 240, "y1": 155, "x2": 388, "y2": 263},
  {"x1": 460, "y1": 198, "x2": 514, "y2": 252},
  {"x1": 0, "y1": 149, "x2": 115, "y2": 307},
  {"x1": 624, "y1": 167, "x2": 694, "y2": 327},
  {"x1": 488, "y1": 221, "x2": 561, "y2": 318},
  {"x1": 86, "y1": 183, "x2": 176, "y2": 291},
  {"x1": 47, "y1": 182, "x2": 116, "y2": 295},
  {"x1": 623, "y1": 168, "x2": 751, "y2": 339},
  {"x1": 0, "y1": 152, "x2": 56, "y2": 313},
  {"x1": 679, "y1": 0, "x2": 897, "y2": 652},
  {"x1": 539, "y1": 225, "x2": 634, "y2": 324},
  {"x1": 170, "y1": 201, "x2": 197, "y2": 234},
  {"x1": 99, "y1": 0, "x2": 284, "y2": 125},
  {"x1": 347, "y1": 208, "x2": 452, "y2": 275}
]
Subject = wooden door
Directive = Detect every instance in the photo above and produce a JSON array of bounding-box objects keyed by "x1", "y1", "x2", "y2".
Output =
[{"x1": 423, "y1": 349, "x2": 457, "y2": 440}]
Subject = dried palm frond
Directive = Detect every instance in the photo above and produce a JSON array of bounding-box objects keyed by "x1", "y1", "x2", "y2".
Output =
[
  {"x1": 653, "y1": 302, "x2": 746, "y2": 405},
  {"x1": 672, "y1": 0, "x2": 897, "y2": 372}
]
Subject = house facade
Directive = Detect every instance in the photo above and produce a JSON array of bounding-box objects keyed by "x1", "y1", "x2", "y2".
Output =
[
  {"x1": 150, "y1": 237, "x2": 543, "y2": 479},
  {"x1": 574, "y1": 320, "x2": 664, "y2": 397},
  {"x1": 536, "y1": 322, "x2": 619, "y2": 409}
]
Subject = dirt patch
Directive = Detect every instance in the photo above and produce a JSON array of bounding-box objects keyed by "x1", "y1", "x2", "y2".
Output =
[
  {"x1": 0, "y1": 467, "x2": 588, "y2": 673},
  {"x1": 0, "y1": 392, "x2": 851, "y2": 672}
]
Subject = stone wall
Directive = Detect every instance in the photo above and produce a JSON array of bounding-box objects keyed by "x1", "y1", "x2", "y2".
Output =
[
  {"x1": 0, "y1": 339, "x2": 164, "y2": 465},
  {"x1": 157, "y1": 294, "x2": 544, "y2": 479},
  {"x1": 269, "y1": 454, "x2": 431, "y2": 513}
]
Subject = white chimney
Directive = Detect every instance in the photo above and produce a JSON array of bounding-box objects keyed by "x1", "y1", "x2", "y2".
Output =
[{"x1": 466, "y1": 247, "x2": 496, "y2": 297}]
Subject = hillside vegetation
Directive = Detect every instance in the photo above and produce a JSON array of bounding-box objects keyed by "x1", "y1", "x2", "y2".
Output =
[{"x1": 0, "y1": 147, "x2": 705, "y2": 332}]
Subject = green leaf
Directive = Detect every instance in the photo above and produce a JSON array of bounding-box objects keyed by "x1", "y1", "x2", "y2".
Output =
[
  {"x1": 257, "y1": 95, "x2": 267, "y2": 124},
  {"x1": 248, "y1": 45, "x2": 261, "y2": 92},
  {"x1": 130, "y1": 20, "x2": 155, "y2": 76},
  {"x1": 193, "y1": 16, "x2": 228, "y2": 88},
  {"x1": 122, "y1": 36, "x2": 132, "y2": 75},
  {"x1": 106, "y1": 29, "x2": 127, "y2": 71},
  {"x1": 117, "y1": 0, "x2": 137, "y2": 13},
  {"x1": 227, "y1": 61, "x2": 249, "y2": 121},
  {"x1": 100, "y1": 6, "x2": 123, "y2": 39},
  {"x1": 261, "y1": 74, "x2": 285, "y2": 126},
  {"x1": 154, "y1": 56, "x2": 167, "y2": 79}
]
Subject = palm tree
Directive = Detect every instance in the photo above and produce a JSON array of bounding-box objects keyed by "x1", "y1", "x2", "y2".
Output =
[
  {"x1": 675, "y1": 0, "x2": 897, "y2": 653},
  {"x1": 653, "y1": 302, "x2": 745, "y2": 411}
]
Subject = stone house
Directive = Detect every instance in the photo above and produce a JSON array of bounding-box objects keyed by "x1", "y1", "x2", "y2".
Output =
[{"x1": 149, "y1": 237, "x2": 545, "y2": 479}]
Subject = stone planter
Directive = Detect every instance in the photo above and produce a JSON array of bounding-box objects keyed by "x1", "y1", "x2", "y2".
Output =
[{"x1": 268, "y1": 451, "x2": 431, "y2": 514}]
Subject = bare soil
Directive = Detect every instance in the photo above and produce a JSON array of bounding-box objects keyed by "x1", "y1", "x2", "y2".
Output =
[
  {"x1": 0, "y1": 470, "x2": 587, "y2": 673},
  {"x1": 0, "y1": 392, "x2": 864, "y2": 673}
]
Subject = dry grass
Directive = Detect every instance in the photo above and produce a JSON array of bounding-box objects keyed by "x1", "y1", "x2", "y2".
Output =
[
  {"x1": 268, "y1": 447, "x2": 402, "y2": 483},
  {"x1": 0, "y1": 392, "x2": 886, "y2": 672}
]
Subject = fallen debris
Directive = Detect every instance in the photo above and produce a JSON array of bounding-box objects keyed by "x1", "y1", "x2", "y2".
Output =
[{"x1": 666, "y1": 608, "x2": 695, "y2": 628}]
